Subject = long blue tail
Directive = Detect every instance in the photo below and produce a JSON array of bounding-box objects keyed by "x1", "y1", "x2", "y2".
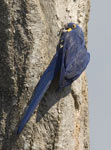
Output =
[{"x1": 17, "y1": 52, "x2": 62, "y2": 134}]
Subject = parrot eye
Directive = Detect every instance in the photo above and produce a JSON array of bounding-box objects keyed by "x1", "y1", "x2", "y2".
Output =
[{"x1": 73, "y1": 24, "x2": 76, "y2": 28}]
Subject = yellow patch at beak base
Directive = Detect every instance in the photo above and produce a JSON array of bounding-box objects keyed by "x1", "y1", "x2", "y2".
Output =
[{"x1": 67, "y1": 28, "x2": 72, "y2": 32}]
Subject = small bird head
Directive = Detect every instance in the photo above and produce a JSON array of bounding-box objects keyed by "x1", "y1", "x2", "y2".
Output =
[
  {"x1": 58, "y1": 22, "x2": 83, "y2": 37},
  {"x1": 65, "y1": 23, "x2": 77, "y2": 30},
  {"x1": 64, "y1": 22, "x2": 83, "y2": 32},
  {"x1": 64, "y1": 22, "x2": 84, "y2": 39}
]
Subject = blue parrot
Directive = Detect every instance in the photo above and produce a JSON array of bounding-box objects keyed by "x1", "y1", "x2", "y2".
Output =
[{"x1": 17, "y1": 23, "x2": 90, "y2": 134}]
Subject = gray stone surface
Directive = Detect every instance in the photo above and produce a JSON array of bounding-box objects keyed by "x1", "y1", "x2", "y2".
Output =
[{"x1": 0, "y1": 0, "x2": 90, "y2": 149}]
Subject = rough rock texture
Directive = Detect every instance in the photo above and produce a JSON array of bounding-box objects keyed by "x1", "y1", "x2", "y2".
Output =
[{"x1": 0, "y1": 0, "x2": 90, "y2": 150}]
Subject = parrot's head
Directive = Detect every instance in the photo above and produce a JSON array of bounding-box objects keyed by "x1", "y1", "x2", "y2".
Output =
[
  {"x1": 65, "y1": 22, "x2": 82, "y2": 31},
  {"x1": 65, "y1": 23, "x2": 77, "y2": 30},
  {"x1": 64, "y1": 22, "x2": 84, "y2": 38},
  {"x1": 58, "y1": 22, "x2": 84, "y2": 38}
]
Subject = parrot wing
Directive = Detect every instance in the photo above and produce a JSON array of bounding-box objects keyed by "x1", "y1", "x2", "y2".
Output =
[
  {"x1": 65, "y1": 47, "x2": 90, "y2": 80},
  {"x1": 59, "y1": 31, "x2": 90, "y2": 88}
]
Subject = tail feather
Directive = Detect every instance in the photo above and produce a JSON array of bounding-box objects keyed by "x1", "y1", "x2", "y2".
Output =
[{"x1": 17, "y1": 53, "x2": 60, "y2": 134}]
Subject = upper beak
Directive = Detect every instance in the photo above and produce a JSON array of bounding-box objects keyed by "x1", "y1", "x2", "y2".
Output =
[
  {"x1": 64, "y1": 24, "x2": 68, "y2": 30},
  {"x1": 57, "y1": 24, "x2": 69, "y2": 36}
]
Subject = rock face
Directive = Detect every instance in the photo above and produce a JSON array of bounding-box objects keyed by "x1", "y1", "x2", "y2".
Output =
[{"x1": 0, "y1": 0, "x2": 90, "y2": 150}]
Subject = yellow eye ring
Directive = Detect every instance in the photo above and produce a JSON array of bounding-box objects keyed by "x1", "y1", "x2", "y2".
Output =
[{"x1": 73, "y1": 24, "x2": 76, "y2": 28}]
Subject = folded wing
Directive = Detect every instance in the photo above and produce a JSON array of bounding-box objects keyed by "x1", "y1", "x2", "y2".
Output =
[{"x1": 59, "y1": 31, "x2": 90, "y2": 89}]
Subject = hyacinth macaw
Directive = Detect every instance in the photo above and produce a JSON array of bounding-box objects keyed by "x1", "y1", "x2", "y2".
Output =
[{"x1": 17, "y1": 23, "x2": 90, "y2": 134}]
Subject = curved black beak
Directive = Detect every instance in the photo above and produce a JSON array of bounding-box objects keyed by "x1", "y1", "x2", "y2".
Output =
[
  {"x1": 57, "y1": 27, "x2": 64, "y2": 36},
  {"x1": 64, "y1": 24, "x2": 68, "y2": 30}
]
